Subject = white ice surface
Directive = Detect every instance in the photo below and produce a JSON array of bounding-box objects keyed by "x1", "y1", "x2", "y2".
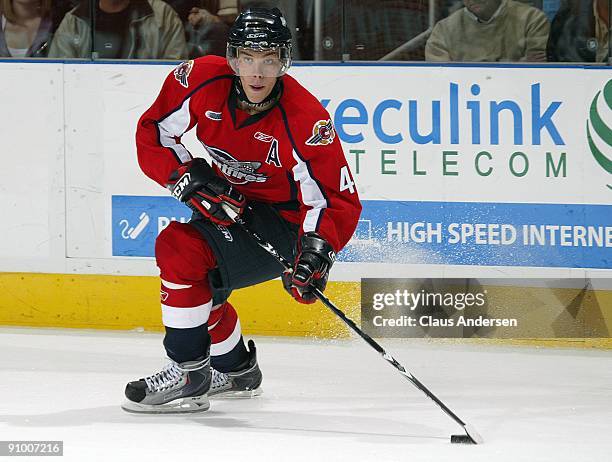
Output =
[{"x1": 0, "y1": 327, "x2": 610, "y2": 462}]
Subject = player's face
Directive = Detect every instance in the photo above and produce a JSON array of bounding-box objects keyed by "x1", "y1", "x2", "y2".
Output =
[{"x1": 237, "y1": 50, "x2": 280, "y2": 103}]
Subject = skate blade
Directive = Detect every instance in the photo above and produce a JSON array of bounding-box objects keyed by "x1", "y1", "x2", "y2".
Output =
[
  {"x1": 211, "y1": 387, "x2": 263, "y2": 399},
  {"x1": 121, "y1": 394, "x2": 210, "y2": 414}
]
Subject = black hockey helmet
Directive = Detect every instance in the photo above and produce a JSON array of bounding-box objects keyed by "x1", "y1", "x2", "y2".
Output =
[{"x1": 227, "y1": 8, "x2": 292, "y2": 77}]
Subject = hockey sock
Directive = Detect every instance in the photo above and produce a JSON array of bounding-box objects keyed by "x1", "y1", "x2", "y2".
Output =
[
  {"x1": 209, "y1": 301, "x2": 249, "y2": 372},
  {"x1": 164, "y1": 325, "x2": 211, "y2": 363},
  {"x1": 211, "y1": 336, "x2": 249, "y2": 373}
]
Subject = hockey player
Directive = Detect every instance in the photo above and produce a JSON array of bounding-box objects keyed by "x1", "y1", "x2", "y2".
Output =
[{"x1": 123, "y1": 7, "x2": 361, "y2": 413}]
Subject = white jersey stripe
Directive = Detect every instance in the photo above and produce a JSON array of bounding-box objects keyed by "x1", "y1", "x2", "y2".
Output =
[
  {"x1": 211, "y1": 318, "x2": 243, "y2": 356},
  {"x1": 158, "y1": 98, "x2": 192, "y2": 163},
  {"x1": 161, "y1": 300, "x2": 212, "y2": 328},
  {"x1": 161, "y1": 279, "x2": 192, "y2": 290},
  {"x1": 291, "y1": 149, "x2": 327, "y2": 233}
]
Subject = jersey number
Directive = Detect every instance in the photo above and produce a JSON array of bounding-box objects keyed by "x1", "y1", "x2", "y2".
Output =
[{"x1": 339, "y1": 166, "x2": 356, "y2": 194}]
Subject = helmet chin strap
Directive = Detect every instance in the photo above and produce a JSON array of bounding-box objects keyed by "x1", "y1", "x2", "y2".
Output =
[{"x1": 234, "y1": 77, "x2": 282, "y2": 113}]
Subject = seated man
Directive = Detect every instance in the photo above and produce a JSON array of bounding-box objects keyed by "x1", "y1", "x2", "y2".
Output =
[
  {"x1": 48, "y1": 0, "x2": 187, "y2": 59},
  {"x1": 425, "y1": 0, "x2": 550, "y2": 62}
]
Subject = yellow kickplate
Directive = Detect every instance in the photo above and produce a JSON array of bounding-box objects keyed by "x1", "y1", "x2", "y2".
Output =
[
  {"x1": 0, "y1": 273, "x2": 359, "y2": 338},
  {"x1": 0, "y1": 273, "x2": 610, "y2": 349}
]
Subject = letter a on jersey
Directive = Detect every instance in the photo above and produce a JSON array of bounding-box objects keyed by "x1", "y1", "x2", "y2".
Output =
[{"x1": 265, "y1": 139, "x2": 282, "y2": 167}]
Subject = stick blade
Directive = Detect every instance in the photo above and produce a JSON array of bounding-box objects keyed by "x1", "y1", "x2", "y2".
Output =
[{"x1": 463, "y1": 423, "x2": 484, "y2": 444}]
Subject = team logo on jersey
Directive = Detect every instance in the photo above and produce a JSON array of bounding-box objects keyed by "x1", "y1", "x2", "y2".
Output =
[
  {"x1": 174, "y1": 60, "x2": 194, "y2": 88},
  {"x1": 254, "y1": 131, "x2": 274, "y2": 143},
  {"x1": 306, "y1": 119, "x2": 335, "y2": 146},
  {"x1": 160, "y1": 290, "x2": 169, "y2": 302},
  {"x1": 205, "y1": 110, "x2": 222, "y2": 121},
  {"x1": 204, "y1": 143, "x2": 268, "y2": 185}
]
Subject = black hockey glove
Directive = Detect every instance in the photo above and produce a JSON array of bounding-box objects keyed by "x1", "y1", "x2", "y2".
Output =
[
  {"x1": 282, "y1": 232, "x2": 335, "y2": 304},
  {"x1": 167, "y1": 158, "x2": 245, "y2": 226}
]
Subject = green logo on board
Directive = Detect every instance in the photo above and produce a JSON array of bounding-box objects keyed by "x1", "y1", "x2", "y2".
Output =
[{"x1": 587, "y1": 79, "x2": 612, "y2": 190}]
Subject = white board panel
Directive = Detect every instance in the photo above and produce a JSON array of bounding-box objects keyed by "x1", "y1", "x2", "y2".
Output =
[{"x1": 0, "y1": 63, "x2": 65, "y2": 264}]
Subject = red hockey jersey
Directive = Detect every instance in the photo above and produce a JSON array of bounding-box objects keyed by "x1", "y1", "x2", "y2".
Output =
[{"x1": 136, "y1": 56, "x2": 361, "y2": 252}]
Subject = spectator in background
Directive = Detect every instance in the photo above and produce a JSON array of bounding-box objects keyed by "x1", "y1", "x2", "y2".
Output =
[
  {"x1": 425, "y1": 0, "x2": 550, "y2": 62},
  {"x1": 213, "y1": 0, "x2": 237, "y2": 24},
  {"x1": 184, "y1": 3, "x2": 230, "y2": 58},
  {"x1": 0, "y1": 0, "x2": 53, "y2": 57},
  {"x1": 48, "y1": 0, "x2": 188, "y2": 59},
  {"x1": 164, "y1": 0, "x2": 200, "y2": 23},
  {"x1": 165, "y1": 0, "x2": 237, "y2": 24},
  {"x1": 157, "y1": 0, "x2": 236, "y2": 58},
  {"x1": 547, "y1": 0, "x2": 609, "y2": 62}
]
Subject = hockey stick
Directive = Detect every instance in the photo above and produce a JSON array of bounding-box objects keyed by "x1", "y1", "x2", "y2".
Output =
[{"x1": 230, "y1": 213, "x2": 483, "y2": 445}]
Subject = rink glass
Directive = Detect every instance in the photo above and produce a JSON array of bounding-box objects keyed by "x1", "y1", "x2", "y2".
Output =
[{"x1": 1, "y1": 1, "x2": 609, "y2": 64}]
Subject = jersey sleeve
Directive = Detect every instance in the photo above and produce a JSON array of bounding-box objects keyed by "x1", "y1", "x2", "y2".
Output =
[
  {"x1": 135, "y1": 61, "x2": 200, "y2": 187},
  {"x1": 284, "y1": 108, "x2": 362, "y2": 253}
]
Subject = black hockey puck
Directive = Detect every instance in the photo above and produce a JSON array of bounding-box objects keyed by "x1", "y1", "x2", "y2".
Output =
[{"x1": 451, "y1": 434, "x2": 475, "y2": 444}]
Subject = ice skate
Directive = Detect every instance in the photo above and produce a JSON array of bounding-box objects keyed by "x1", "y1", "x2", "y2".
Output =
[
  {"x1": 210, "y1": 340, "x2": 263, "y2": 398},
  {"x1": 122, "y1": 356, "x2": 211, "y2": 414}
]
